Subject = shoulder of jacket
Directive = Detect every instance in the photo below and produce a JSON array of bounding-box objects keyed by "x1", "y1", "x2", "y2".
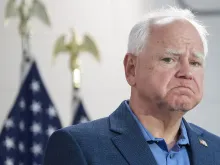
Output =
[{"x1": 189, "y1": 123, "x2": 220, "y2": 142}]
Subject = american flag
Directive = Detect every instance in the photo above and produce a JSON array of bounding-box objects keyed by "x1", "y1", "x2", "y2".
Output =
[
  {"x1": 0, "y1": 60, "x2": 62, "y2": 165},
  {"x1": 72, "y1": 99, "x2": 90, "y2": 125}
]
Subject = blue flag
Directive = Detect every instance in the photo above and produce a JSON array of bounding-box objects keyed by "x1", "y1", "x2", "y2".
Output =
[
  {"x1": 0, "y1": 60, "x2": 62, "y2": 165},
  {"x1": 72, "y1": 99, "x2": 90, "y2": 124}
]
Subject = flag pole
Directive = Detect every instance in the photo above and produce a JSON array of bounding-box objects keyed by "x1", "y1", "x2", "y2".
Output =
[
  {"x1": 20, "y1": 24, "x2": 31, "y2": 81},
  {"x1": 1, "y1": 1, "x2": 62, "y2": 165},
  {"x1": 52, "y1": 29, "x2": 101, "y2": 124},
  {"x1": 72, "y1": 58, "x2": 81, "y2": 109},
  {"x1": 4, "y1": 0, "x2": 51, "y2": 80},
  {"x1": 18, "y1": 0, "x2": 32, "y2": 80}
]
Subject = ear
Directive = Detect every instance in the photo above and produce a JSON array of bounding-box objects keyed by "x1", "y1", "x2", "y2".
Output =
[{"x1": 123, "y1": 53, "x2": 137, "y2": 86}]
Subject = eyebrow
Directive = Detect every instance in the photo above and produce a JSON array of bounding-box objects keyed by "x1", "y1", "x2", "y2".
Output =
[
  {"x1": 165, "y1": 48, "x2": 205, "y2": 60},
  {"x1": 194, "y1": 52, "x2": 205, "y2": 60},
  {"x1": 165, "y1": 49, "x2": 184, "y2": 56}
]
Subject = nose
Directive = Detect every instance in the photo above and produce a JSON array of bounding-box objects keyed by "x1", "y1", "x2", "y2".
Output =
[{"x1": 175, "y1": 60, "x2": 193, "y2": 80}]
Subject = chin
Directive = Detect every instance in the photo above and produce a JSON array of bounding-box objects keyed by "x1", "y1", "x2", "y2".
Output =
[
  {"x1": 168, "y1": 96, "x2": 197, "y2": 112},
  {"x1": 171, "y1": 103, "x2": 194, "y2": 112}
]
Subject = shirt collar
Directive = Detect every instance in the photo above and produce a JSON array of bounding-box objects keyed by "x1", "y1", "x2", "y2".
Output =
[{"x1": 124, "y1": 100, "x2": 190, "y2": 145}]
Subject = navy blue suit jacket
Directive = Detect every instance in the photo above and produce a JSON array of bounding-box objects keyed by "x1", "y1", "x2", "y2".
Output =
[{"x1": 43, "y1": 101, "x2": 220, "y2": 165}]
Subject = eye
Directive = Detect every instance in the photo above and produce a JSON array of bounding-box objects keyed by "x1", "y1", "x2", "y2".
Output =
[
  {"x1": 161, "y1": 58, "x2": 174, "y2": 63},
  {"x1": 190, "y1": 61, "x2": 202, "y2": 67}
]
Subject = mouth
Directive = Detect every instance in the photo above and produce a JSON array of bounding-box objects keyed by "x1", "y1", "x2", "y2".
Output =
[{"x1": 174, "y1": 86, "x2": 194, "y2": 94}]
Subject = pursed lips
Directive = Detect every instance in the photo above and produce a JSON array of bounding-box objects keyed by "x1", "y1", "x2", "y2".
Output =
[{"x1": 174, "y1": 86, "x2": 194, "y2": 94}]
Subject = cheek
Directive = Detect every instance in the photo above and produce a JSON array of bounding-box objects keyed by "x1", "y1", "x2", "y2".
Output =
[
  {"x1": 157, "y1": 72, "x2": 175, "y2": 93},
  {"x1": 149, "y1": 69, "x2": 175, "y2": 94},
  {"x1": 156, "y1": 63, "x2": 179, "y2": 88},
  {"x1": 194, "y1": 71, "x2": 204, "y2": 93},
  {"x1": 135, "y1": 61, "x2": 175, "y2": 94}
]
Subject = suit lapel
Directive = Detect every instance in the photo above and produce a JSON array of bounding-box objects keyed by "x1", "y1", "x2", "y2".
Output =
[
  {"x1": 109, "y1": 102, "x2": 218, "y2": 165},
  {"x1": 109, "y1": 102, "x2": 157, "y2": 165},
  {"x1": 183, "y1": 119, "x2": 215, "y2": 165}
]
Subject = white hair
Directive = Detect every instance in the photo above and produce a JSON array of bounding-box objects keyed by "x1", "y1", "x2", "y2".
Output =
[{"x1": 127, "y1": 6, "x2": 209, "y2": 57}]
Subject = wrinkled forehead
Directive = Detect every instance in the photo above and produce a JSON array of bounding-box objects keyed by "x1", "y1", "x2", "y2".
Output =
[
  {"x1": 165, "y1": 48, "x2": 205, "y2": 60},
  {"x1": 147, "y1": 20, "x2": 205, "y2": 57}
]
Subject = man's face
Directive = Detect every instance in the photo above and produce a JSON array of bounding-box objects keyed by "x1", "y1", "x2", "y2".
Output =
[{"x1": 126, "y1": 20, "x2": 205, "y2": 112}]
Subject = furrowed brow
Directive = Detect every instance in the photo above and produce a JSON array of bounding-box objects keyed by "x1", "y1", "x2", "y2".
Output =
[
  {"x1": 193, "y1": 52, "x2": 205, "y2": 60},
  {"x1": 165, "y1": 48, "x2": 184, "y2": 56}
]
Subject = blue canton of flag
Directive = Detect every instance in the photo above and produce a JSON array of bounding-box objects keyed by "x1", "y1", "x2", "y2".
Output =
[
  {"x1": 0, "y1": 60, "x2": 62, "y2": 165},
  {"x1": 72, "y1": 99, "x2": 90, "y2": 125}
]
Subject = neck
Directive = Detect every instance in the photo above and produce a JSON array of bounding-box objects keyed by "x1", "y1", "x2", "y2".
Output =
[{"x1": 129, "y1": 95, "x2": 184, "y2": 149}]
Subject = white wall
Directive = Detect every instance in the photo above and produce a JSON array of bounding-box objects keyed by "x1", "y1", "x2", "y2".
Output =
[
  {"x1": 0, "y1": 0, "x2": 143, "y2": 127},
  {"x1": 0, "y1": 0, "x2": 219, "y2": 135}
]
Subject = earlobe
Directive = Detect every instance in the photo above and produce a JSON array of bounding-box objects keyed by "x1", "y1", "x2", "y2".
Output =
[{"x1": 124, "y1": 53, "x2": 136, "y2": 86}]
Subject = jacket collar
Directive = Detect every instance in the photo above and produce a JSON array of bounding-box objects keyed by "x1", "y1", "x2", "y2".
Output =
[
  {"x1": 109, "y1": 101, "x2": 157, "y2": 165},
  {"x1": 182, "y1": 118, "x2": 219, "y2": 165},
  {"x1": 109, "y1": 101, "x2": 218, "y2": 165}
]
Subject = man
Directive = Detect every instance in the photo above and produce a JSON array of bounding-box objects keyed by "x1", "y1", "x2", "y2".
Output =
[{"x1": 43, "y1": 7, "x2": 220, "y2": 165}]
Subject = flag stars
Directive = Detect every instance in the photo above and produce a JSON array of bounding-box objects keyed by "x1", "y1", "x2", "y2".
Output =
[
  {"x1": 31, "y1": 101, "x2": 42, "y2": 115},
  {"x1": 19, "y1": 121, "x2": 25, "y2": 131},
  {"x1": 47, "y1": 106, "x2": 57, "y2": 118},
  {"x1": 31, "y1": 143, "x2": 42, "y2": 157},
  {"x1": 30, "y1": 122, "x2": 42, "y2": 135},
  {"x1": 19, "y1": 99, "x2": 26, "y2": 110},
  {"x1": 4, "y1": 118, "x2": 14, "y2": 130},
  {"x1": 18, "y1": 142, "x2": 25, "y2": 152},
  {"x1": 4, "y1": 137, "x2": 15, "y2": 151},
  {"x1": 4, "y1": 157, "x2": 14, "y2": 165},
  {"x1": 79, "y1": 116, "x2": 88, "y2": 123},
  {"x1": 0, "y1": 62, "x2": 62, "y2": 165},
  {"x1": 46, "y1": 126, "x2": 56, "y2": 137},
  {"x1": 30, "y1": 80, "x2": 40, "y2": 93}
]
